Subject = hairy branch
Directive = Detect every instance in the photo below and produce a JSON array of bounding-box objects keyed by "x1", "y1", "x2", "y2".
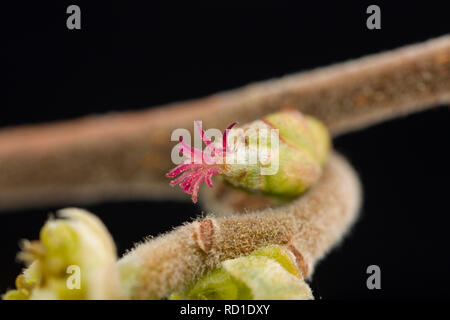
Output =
[
  {"x1": 118, "y1": 152, "x2": 361, "y2": 299},
  {"x1": 0, "y1": 35, "x2": 448, "y2": 210}
]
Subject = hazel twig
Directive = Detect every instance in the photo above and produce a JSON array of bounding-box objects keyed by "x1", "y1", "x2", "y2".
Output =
[
  {"x1": 0, "y1": 35, "x2": 448, "y2": 210},
  {"x1": 117, "y1": 152, "x2": 361, "y2": 299}
]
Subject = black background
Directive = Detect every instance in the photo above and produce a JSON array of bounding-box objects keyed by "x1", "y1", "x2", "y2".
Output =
[{"x1": 2, "y1": 2, "x2": 449, "y2": 299}]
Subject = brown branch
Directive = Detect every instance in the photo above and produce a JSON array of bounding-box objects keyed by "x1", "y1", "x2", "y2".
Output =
[
  {"x1": 118, "y1": 152, "x2": 361, "y2": 299},
  {"x1": 0, "y1": 35, "x2": 449, "y2": 210}
]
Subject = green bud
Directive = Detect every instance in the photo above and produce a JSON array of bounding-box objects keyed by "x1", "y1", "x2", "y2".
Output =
[
  {"x1": 222, "y1": 110, "x2": 330, "y2": 199},
  {"x1": 2, "y1": 208, "x2": 122, "y2": 300},
  {"x1": 170, "y1": 245, "x2": 313, "y2": 300}
]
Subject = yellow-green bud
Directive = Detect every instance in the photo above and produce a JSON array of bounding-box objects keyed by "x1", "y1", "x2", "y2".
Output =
[
  {"x1": 170, "y1": 245, "x2": 313, "y2": 300},
  {"x1": 2, "y1": 208, "x2": 122, "y2": 300}
]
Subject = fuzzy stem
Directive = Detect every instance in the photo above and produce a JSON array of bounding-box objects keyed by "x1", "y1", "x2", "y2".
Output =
[
  {"x1": 0, "y1": 35, "x2": 448, "y2": 210},
  {"x1": 117, "y1": 152, "x2": 361, "y2": 299}
]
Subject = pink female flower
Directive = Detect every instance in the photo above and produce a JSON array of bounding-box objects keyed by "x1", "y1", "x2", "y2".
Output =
[{"x1": 166, "y1": 121, "x2": 237, "y2": 203}]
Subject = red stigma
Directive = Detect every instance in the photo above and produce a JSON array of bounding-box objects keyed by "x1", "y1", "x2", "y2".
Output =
[{"x1": 166, "y1": 121, "x2": 237, "y2": 203}]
